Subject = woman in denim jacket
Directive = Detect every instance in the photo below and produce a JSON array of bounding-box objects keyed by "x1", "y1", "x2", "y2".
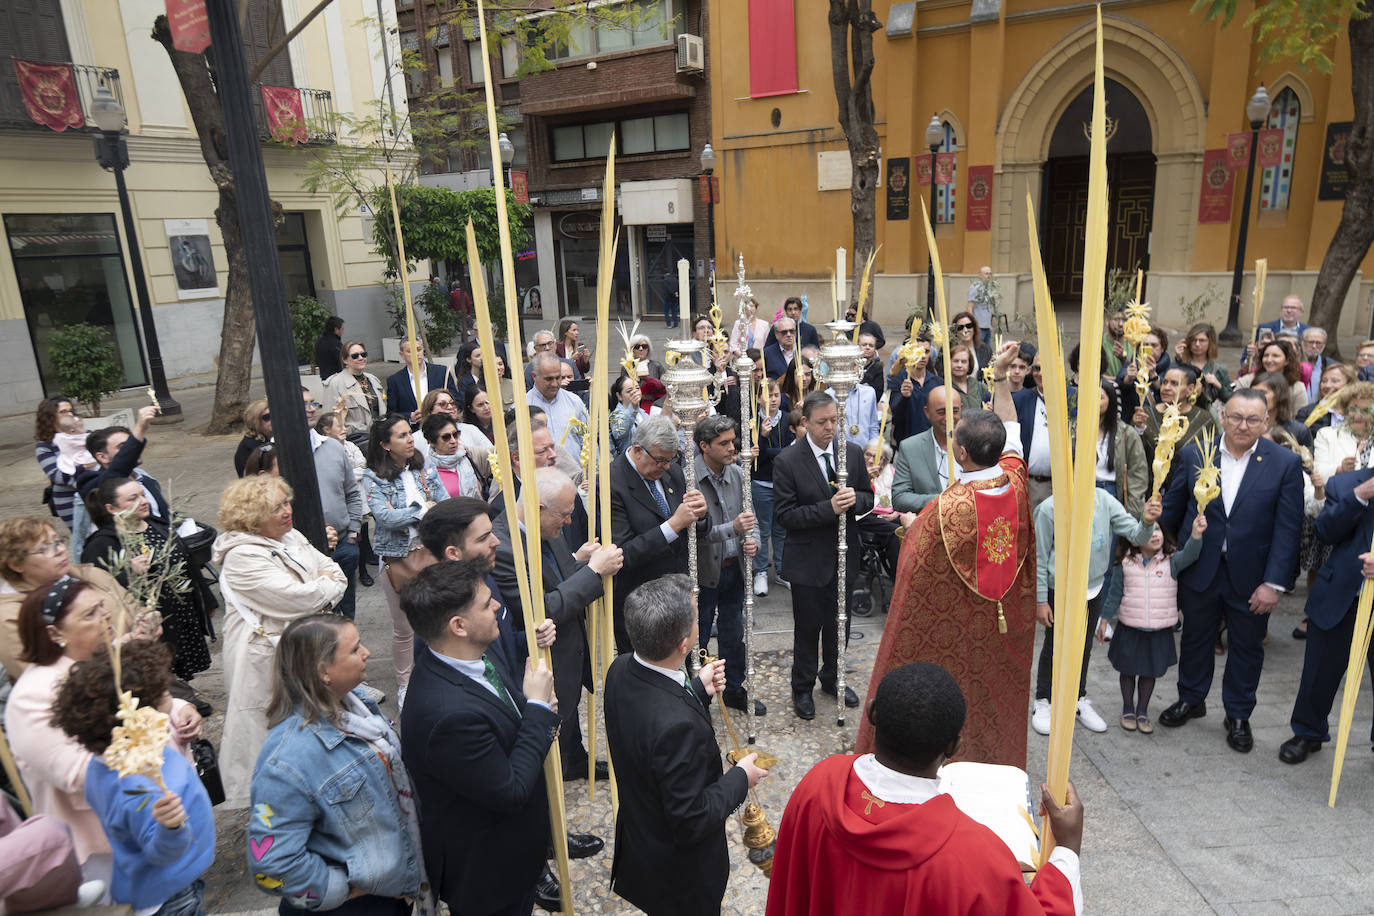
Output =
[
  {"x1": 363, "y1": 416, "x2": 442, "y2": 711},
  {"x1": 250, "y1": 615, "x2": 430, "y2": 915}
]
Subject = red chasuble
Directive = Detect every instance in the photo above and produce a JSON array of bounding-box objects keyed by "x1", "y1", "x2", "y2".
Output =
[
  {"x1": 856, "y1": 454, "x2": 1036, "y2": 767},
  {"x1": 765, "y1": 755, "x2": 1075, "y2": 916}
]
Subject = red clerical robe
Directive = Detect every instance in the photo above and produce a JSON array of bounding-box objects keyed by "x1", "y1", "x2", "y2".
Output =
[
  {"x1": 765, "y1": 755, "x2": 1075, "y2": 916},
  {"x1": 855, "y1": 453, "x2": 1036, "y2": 767}
]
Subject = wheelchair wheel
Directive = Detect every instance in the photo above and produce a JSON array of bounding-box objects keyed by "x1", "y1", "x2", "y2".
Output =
[{"x1": 852, "y1": 588, "x2": 874, "y2": 617}]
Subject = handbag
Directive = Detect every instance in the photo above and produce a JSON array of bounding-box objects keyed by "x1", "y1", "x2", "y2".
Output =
[
  {"x1": 189, "y1": 738, "x2": 225, "y2": 806},
  {"x1": 383, "y1": 469, "x2": 433, "y2": 592}
]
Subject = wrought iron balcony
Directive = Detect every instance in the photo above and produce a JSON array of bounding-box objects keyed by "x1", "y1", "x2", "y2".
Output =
[
  {"x1": 0, "y1": 57, "x2": 125, "y2": 132},
  {"x1": 252, "y1": 84, "x2": 338, "y2": 145}
]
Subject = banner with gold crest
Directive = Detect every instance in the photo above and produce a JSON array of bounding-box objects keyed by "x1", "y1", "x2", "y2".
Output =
[{"x1": 13, "y1": 59, "x2": 84, "y2": 132}]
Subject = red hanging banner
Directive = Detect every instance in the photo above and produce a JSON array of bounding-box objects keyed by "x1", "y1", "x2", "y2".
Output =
[
  {"x1": 1226, "y1": 132, "x2": 1251, "y2": 171},
  {"x1": 12, "y1": 59, "x2": 83, "y2": 132},
  {"x1": 965, "y1": 165, "x2": 994, "y2": 231},
  {"x1": 261, "y1": 85, "x2": 307, "y2": 144},
  {"x1": 915, "y1": 156, "x2": 932, "y2": 187},
  {"x1": 1198, "y1": 149, "x2": 1234, "y2": 224},
  {"x1": 934, "y1": 152, "x2": 957, "y2": 186},
  {"x1": 164, "y1": 0, "x2": 211, "y2": 53},
  {"x1": 1257, "y1": 127, "x2": 1285, "y2": 169},
  {"x1": 510, "y1": 170, "x2": 529, "y2": 204},
  {"x1": 747, "y1": 0, "x2": 798, "y2": 98}
]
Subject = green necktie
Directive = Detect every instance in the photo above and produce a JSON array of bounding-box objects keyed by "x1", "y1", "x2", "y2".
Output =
[
  {"x1": 823, "y1": 451, "x2": 836, "y2": 492},
  {"x1": 482, "y1": 656, "x2": 518, "y2": 713}
]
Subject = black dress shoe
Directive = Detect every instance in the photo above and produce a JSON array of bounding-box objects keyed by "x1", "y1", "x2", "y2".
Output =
[
  {"x1": 564, "y1": 832, "x2": 604, "y2": 859},
  {"x1": 722, "y1": 688, "x2": 767, "y2": 716},
  {"x1": 358, "y1": 567, "x2": 374, "y2": 587},
  {"x1": 1279, "y1": 735, "x2": 1322, "y2": 764},
  {"x1": 793, "y1": 692, "x2": 816, "y2": 720},
  {"x1": 1223, "y1": 716, "x2": 1253, "y2": 753},
  {"x1": 561, "y1": 759, "x2": 609, "y2": 781},
  {"x1": 1159, "y1": 699, "x2": 1206, "y2": 727},
  {"x1": 821, "y1": 684, "x2": 861, "y2": 708},
  {"x1": 534, "y1": 864, "x2": 561, "y2": 911}
]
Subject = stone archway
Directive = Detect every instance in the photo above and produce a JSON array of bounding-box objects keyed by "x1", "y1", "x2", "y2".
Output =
[{"x1": 993, "y1": 17, "x2": 1206, "y2": 280}]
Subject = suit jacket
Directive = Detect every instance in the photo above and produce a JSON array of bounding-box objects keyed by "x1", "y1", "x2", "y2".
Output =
[
  {"x1": 765, "y1": 320, "x2": 820, "y2": 351},
  {"x1": 386, "y1": 362, "x2": 457, "y2": 421},
  {"x1": 76, "y1": 437, "x2": 170, "y2": 522},
  {"x1": 773, "y1": 437, "x2": 874, "y2": 587},
  {"x1": 890, "y1": 429, "x2": 942, "y2": 514},
  {"x1": 889, "y1": 369, "x2": 940, "y2": 443},
  {"x1": 1308, "y1": 468, "x2": 1374, "y2": 628},
  {"x1": 400, "y1": 647, "x2": 559, "y2": 912},
  {"x1": 609, "y1": 453, "x2": 689, "y2": 648},
  {"x1": 763, "y1": 343, "x2": 796, "y2": 380},
  {"x1": 1258, "y1": 318, "x2": 1311, "y2": 339},
  {"x1": 484, "y1": 573, "x2": 526, "y2": 680},
  {"x1": 1160, "y1": 436, "x2": 1304, "y2": 597},
  {"x1": 604, "y1": 654, "x2": 750, "y2": 916}
]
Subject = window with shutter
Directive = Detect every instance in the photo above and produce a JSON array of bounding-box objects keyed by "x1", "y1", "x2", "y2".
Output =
[
  {"x1": 244, "y1": 0, "x2": 294, "y2": 89},
  {"x1": 0, "y1": 0, "x2": 73, "y2": 126}
]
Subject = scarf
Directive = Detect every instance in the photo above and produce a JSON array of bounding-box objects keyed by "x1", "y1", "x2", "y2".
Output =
[
  {"x1": 338, "y1": 693, "x2": 434, "y2": 914},
  {"x1": 430, "y1": 450, "x2": 464, "y2": 469}
]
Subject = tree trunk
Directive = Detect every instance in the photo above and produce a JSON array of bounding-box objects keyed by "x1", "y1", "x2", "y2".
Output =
[
  {"x1": 1310, "y1": 16, "x2": 1374, "y2": 361},
  {"x1": 828, "y1": 1, "x2": 882, "y2": 309},
  {"x1": 153, "y1": 16, "x2": 272, "y2": 434}
]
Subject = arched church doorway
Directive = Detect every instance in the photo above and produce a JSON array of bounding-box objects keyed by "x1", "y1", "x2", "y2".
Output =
[{"x1": 1042, "y1": 78, "x2": 1155, "y2": 303}]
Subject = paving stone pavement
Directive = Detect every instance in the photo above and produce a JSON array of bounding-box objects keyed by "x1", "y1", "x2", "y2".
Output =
[{"x1": 4, "y1": 347, "x2": 1374, "y2": 915}]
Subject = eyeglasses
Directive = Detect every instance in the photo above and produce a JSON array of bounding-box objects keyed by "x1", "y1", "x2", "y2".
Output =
[
  {"x1": 438, "y1": 431, "x2": 459, "y2": 441},
  {"x1": 633, "y1": 343, "x2": 650, "y2": 350},
  {"x1": 305, "y1": 401, "x2": 322, "y2": 410},
  {"x1": 641, "y1": 449, "x2": 674, "y2": 468},
  {"x1": 349, "y1": 351, "x2": 368, "y2": 359},
  {"x1": 1223, "y1": 414, "x2": 1267, "y2": 428},
  {"x1": 777, "y1": 328, "x2": 796, "y2": 335},
  {"x1": 261, "y1": 413, "x2": 273, "y2": 422},
  {"x1": 956, "y1": 323, "x2": 974, "y2": 331},
  {"x1": 28, "y1": 536, "x2": 70, "y2": 557}
]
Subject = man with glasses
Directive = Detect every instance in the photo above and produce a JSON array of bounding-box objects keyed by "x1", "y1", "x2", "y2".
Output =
[
  {"x1": 300, "y1": 386, "x2": 364, "y2": 619},
  {"x1": 523, "y1": 330, "x2": 581, "y2": 388},
  {"x1": 1301, "y1": 327, "x2": 1329, "y2": 401},
  {"x1": 766, "y1": 296, "x2": 821, "y2": 351},
  {"x1": 386, "y1": 337, "x2": 458, "y2": 428},
  {"x1": 764, "y1": 317, "x2": 800, "y2": 379},
  {"x1": 1158, "y1": 390, "x2": 1304, "y2": 752},
  {"x1": 323, "y1": 339, "x2": 385, "y2": 448},
  {"x1": 609, "y1": 416, "x2": 708, "y2": 652},
  {"x1": 526, "y1": 352, "x2": 590, "y2": 461},
  {"x1": 1259, "y1": 294, "x2": 1311, "y2": 339}
]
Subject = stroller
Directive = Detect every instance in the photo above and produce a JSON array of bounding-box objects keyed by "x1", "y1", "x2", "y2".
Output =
[{"x1": 852, "y1": 514, "x2": 901, "y2": 617}]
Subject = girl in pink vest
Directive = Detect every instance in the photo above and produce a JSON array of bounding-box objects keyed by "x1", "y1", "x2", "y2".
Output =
[{"x1": 1099, "y1": 513, "x2": 1206, "y2": 733}]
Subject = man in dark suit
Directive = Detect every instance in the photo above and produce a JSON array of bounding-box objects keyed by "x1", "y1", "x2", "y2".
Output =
[
  {"x1": 604, "y1": 573, "x2": 768, "y2": 915},
  {"x1": 1257, "y1": 294, "x2": 1311, "y2": 339},
  {"x1": 609, "y1": 415, "x2": 707, "y2": 652},
  {"x1": 399, "y1": 558, "x2": 561, "y2": 915},
  {"x1": 1158, "y1": 389, "x2": 1304, "y2": 752},
  {"x1": 493, "y1": 467, "x2": 623, "y2": 779},
  {"x1": 386, "y1": 337, "x2": 457, "y2": 426},
  {"x1": 1279, "y1": 468, "x2": 1374, "y2": 763},
  {"x1": 763, "y1": 316, "x2": 800, "y2": 380},
  {"x1": 764, "y1": 296, "x2": 821, "y2": 350},
  {"x1": 773, "y1": 390, "x2": 875, "y2": 720}
]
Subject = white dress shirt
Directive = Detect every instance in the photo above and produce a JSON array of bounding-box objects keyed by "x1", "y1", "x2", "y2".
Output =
[
  {"x1": 1028, "y1": 398, "x2": 1053, "y2": 477},
  {"x1": 428, "y1": 648, "x2": 551, "y2": 711}
]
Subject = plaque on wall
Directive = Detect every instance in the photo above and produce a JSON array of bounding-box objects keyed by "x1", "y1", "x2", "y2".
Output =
[{"x1": 886, "y1": 157, "x2": 910, "y2": 220}]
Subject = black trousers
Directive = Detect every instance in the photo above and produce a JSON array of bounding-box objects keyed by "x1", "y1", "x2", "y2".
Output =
[
  {"x1": 1035, "y1": 589, "x2": 1105, "y2": 701},
  {"x1": 791, "y1": 575, "x2": 853, "y2": 694},
  {"x1": 1177, "y1": 558, "x2": 1270, "y2": 718},
  {"x1": 1290, "y1": 596, "x2": 1374, "y2": 743}
]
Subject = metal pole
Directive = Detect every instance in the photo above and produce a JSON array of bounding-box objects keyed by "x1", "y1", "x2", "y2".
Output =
[
  {"x1": 733, "y1": 254, "x2": 757, "y2": 743},
  {"x1": 926, "y1": 145, "x2": 938, "y2": 314},
  {"x1": 206, "y1": 0, "x2": 327, "y2": 551},
  {"x1": 108, "y1": 142, "x2": 181, "y2": 417},
  {"x1": 663, "y1": 337, "x2": 712, "y2": 674},
  {"x1": 1221, "y1": 122, "x2": 1262, "y2": 344}
]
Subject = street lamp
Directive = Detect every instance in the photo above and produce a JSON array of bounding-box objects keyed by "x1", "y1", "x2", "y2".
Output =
[
  {"x1": 1221, "y1": 85, "x2": 1272, "y2": 344},
  {"x1": 498, "y1": 131, "x2": 515, "y2": 184},
  {"x1": 924, "y1": 114, "x2": 943, "y2": 317},
  {"x1": 700, "y1": 143, "x2": 717, "y2": 312},
  {"x1": 90, "y1": 84, "x2": 181, "y2": 416}
]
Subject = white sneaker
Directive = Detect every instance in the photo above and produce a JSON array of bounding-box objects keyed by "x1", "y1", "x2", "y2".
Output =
[
  {"x1": 357, "y1": 682, "x2": 387, "y2": 705},
  {"x1": 1031, "y1": 698, "x2": 1051, "y2": 735},
  {"x1": 397, "y1": 684, "x2": 408, "y2": 713},
  {"x1": 753, "y1": 571, "x2": 769, "y2": 596},
  {"x1": 1076, "y1": 697, "x2": 1108, "y2": 732},
  {"x1": 76, "y1": 880, "x2": 106, "y2": 907}
]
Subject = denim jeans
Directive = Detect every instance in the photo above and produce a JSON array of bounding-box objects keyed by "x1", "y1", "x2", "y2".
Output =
[
  {"x1": 751, "y1": 481, "x2": 785, "y2": 576},
  {"x1": 698, "y1": 560, "x2": 746, "y2": 691},
  {"x1": 331, "y1": 540, "x2": 360, "y2": 620},
  {"x1": 155, "y1": 879, "x2": 205, "y2": 916}
]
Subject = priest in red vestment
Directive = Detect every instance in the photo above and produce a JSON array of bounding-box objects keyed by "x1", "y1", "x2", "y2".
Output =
[
  {"x1": 767, "y1": 663, "x2": 1083, "y2": 916},
  {"x1": 856, "y1": 342, "x2": 1037, "y2": 767}
]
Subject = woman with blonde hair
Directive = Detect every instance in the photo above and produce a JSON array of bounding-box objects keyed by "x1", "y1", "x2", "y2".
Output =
[
  {"x1": 211, "y1": 475, "x2": 347, "y2": 807},
  {"x1": 233, "y1": 398, "x2": 272, "y2": 477}
]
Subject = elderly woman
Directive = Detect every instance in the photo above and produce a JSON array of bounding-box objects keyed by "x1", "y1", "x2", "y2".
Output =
[
  {"x1": 81, "y1": 478, "x2": 211, "y2": 681},
  {"x1": 249, "y1": 615, "x2": 428, "y2": 914},
  {"x1": 33, "y1": 397, "x2": 85, "y2": 531},
  {"x1": 423, "y1": 412, "x2": 485, "y2": 500},
  {"x1": 3, "y1": 578, "x2": 198, "y2": 863},
  {"x1": 626, "y1": 334, "x2": 666, "y2": 380},
  {"x1": 322, "y1": 339, "x2": 386, "y2": 447},
  {"x1": 233, "y1": 398, "x2": 272, "y2": 477},
  {"x1": 316, "y1": 413, "x2": 374, "y2": 587},
  {"x1": 864, "y1": 437, "x2": 896, "y2": 511},
  {"x1": 212, "y1": 475, "x2": 347, "y2": 808},
  {"x1": 364, "y1": 415, "x2": 442, "y2": 709},
  {"x1": 1313, "y1": 381, "x2": 1374, "y2": 481},
  {"x1": 1297, "y1": 362, "x2": 1356, "y2": 431}
]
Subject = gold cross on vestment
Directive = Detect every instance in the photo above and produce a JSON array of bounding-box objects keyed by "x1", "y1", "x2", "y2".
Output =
[{"x1": 860, "y1": 790, "x2": 885, "y2": 816}]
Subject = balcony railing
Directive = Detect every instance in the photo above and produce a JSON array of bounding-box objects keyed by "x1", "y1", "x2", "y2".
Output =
[
  {"x1": 252, "y1": 84, "x2": 338, "y2": 145},
  {"x1": 0, "y1": 58, "x2": 125, "y2": 132}
]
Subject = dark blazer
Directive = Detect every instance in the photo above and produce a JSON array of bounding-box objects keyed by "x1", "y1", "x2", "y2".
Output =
[
  {"x1": 1308, "y1": 468, "x2": 1374, "y2": 628},
  {"x1": 76, "y1": 436, "x2": 170, "y2": 522},
  {"x1": 314, "y1": 332, "x2": 343, "y2": 381},
  {"x1": 1258, "y1": 318, "x2": 1311, "y2": 338},
  {"x1": 763, "y1": 343, "x2": 795, "y2": 380},
  {"x1": 1011, "y1": 387, "x2": 1041, "y2": 457},
  {"x1": 772, "y1": 436, "x2": 874, "y2": 588},
  {"x1": 385, "y1": 362, "x2": 457, "y2": 421},
  {"x1": 1160, "y1": 435, "x2": 1304, "y2": 597},
  {"x1": 603, "y1": 654, "x2": 749, "y2": 916},
  {"x1": 483, "y1": 573, "x2": 527, "y2": 680},
  {"x1": 400, "y1": 647, "x2": 559, "y2": 912},
  {"x1": 609, "y1": 453, "x2": 690, "y2": 650},
  {"x1": 765, "y1": 320, "x2": 820, "y2": 351}
]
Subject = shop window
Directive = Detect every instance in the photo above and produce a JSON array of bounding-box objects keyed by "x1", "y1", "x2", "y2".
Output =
[
  {"x1": 1261, "y1": 87, "x2": 1300, "y2": 212},
  {"x1": 935, "y1": 121, "x2": 957, "y2": 225}
]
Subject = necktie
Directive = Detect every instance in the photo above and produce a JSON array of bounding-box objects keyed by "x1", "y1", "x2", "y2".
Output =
[
  {"x1": 823, "y1": 451, "x2": 836, "y2": 492},
  {"x1": 542, "y1": 544, "x2": 564, "y2": 584},
  {"x1": 649, "y1": 480, "x2": 671, "y2": 518},
  {"x1": 482, "y1": 656, "x2": 518, "y2": 713},
  {"x1": 683, "y1": 676, "x2": 704, "y2": 711}
]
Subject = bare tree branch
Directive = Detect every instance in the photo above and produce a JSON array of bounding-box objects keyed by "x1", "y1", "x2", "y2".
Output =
[{"x1": 248, "y1": 0, "x2": 336, "y2": 83}]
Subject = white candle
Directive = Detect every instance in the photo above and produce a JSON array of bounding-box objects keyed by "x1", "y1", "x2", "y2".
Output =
[
  {"x1": 836, "y1": 247, "x2": 847, "y2": 318},
  {"x1": 677, "y1": 258, "x2": 690, "y2": 330}
]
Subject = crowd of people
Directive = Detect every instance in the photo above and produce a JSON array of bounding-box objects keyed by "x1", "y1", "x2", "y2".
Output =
[{"x1": 4, "y1": 289, "x2": 1374, "y2": 916}]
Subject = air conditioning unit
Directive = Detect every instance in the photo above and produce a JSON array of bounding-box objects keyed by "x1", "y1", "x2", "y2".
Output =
[{"x1": 676, "y1": 34, "x2": 704, "y2": 74}]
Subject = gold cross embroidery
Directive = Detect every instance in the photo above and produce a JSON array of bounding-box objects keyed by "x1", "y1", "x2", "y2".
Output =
[{"x1": 860, "y1": 789, "x2": 885, "y2": 816}]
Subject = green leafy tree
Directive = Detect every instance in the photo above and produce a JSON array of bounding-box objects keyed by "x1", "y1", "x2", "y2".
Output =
[
  {"x1": 1193, "y1": 0, "x2": 1371, "y2": 357},
  {"x1": 289, "y1": 294, "x2": 333, "y2": 366},
  {"x1": 49, "y1": 323, "x2": 125, "y2": 415}
]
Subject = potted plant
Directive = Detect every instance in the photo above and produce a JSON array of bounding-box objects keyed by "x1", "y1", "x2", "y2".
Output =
[
  {"x1": 49, "y1": 322, "x2": 125, "y2": 415},
  {"x1": 288, "y1": 295, "x2": 333, "y2": 370}
]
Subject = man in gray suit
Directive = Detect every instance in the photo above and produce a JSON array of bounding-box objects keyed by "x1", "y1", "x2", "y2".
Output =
[
  {"x1": 492, "y1": 466, "x2": 624, "y2": 779},
  {"x1": 891, "y1": 385, "x2": 963, "y2": 514}
]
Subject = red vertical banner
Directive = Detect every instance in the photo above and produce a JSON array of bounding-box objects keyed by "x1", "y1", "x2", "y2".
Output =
[
  {"x1": 934, "y1": 152, "x2": 956, "y2": 186},
  {"x1": 1226, "y1": 132, "x2": 1251, "y2": 171},
  {"x1": 699, "y1": 175, "x2": 711, "y2": 203},
  {"x1": 12, "y1": 60, "x2": 83, "y2": 132},
  {"x1": 261, "y1": 85, "x2": 307, "y2": 144},
  {"x1": 965, "y1": 166, "x2": 994, "y2": 231},
  {"x1": 164, "y1": 0, "x2": 211, "y2": 53},
  {"x1": 510, "y1": 170, "x2": 528, "y2": 204},
  {"x1": 748, "y1": 0, "x2": 798, "y2": 98},
  {"x1": 1257, "y1": 127, "x2": 1285, "y2": 168},
  {"x1": 915, "y1": 157, "x2": 932, "y2": 186},
  {"x1": 1198, "y1": 149, "x2": 1234, "y2": 224},
  {"x1": 711, "y1": 176, "x2": 720, "y2": 204}
]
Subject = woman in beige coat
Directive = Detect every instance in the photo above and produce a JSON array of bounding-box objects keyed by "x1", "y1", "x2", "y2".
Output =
[{"x1": 211, "y1": 476, "x2": 346, "y2": 807}]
